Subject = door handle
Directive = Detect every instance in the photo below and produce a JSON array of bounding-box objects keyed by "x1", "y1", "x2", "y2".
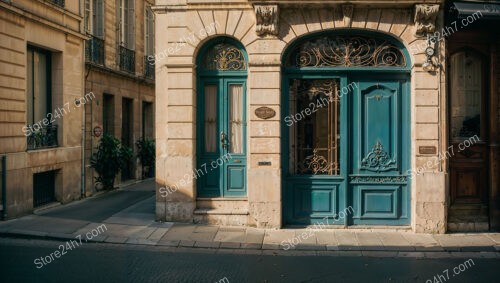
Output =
[{"x1": 220, "y1": 131, "x2": 228, "y2": 149}]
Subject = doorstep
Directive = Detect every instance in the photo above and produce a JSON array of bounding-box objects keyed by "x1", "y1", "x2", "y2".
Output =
[{"x1": 193, "y1": 209, "x2": 249, "y2": 215}]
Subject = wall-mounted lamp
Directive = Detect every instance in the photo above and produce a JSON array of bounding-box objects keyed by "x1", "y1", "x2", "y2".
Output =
[{"x1": 422, "y1": 34, "x2": 438, "y2": 72}]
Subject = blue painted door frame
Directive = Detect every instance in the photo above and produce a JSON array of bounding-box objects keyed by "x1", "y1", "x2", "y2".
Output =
[
  {"x1": 196, "y1": 38, "x2": 248, "y2": 198},
  {"x1": 282, "y1": 71, "x2": 411, "y2": 226}
]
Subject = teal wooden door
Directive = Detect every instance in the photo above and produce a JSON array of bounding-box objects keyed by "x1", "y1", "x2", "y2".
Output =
[
  {"x1": 349, "y1": 77, "x2": 410, "y2": 225},
  {"x1": 197, "y1": 78, "x2": 247, "y2": 197},
  {"x1": 282, "y1": 76, "x2": 410, "y2": 225},
  {"x1": 283, "y1": 78, "x2": 348, "y2": 225},
  {"x1": 279, "y1": 30, "x2": 413, "y2": 226}
]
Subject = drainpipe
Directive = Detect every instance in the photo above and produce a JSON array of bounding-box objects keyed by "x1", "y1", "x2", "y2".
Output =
[
  {"x1": 81, "y1": 84, "x2": 86, "y2": 198},
  {"x1": 2, "y1": 155, "x2": 7, "y2": 220},
  {"x1": 80, "y1": 1, "x2": 87, "y2": 199}
]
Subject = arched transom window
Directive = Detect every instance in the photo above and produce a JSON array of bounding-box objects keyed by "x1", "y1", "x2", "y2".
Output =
[
  {"x1": 201, "y1": 43, "x2": 247, "y2": 71},
  {"x1": 286, "y1": 35, "x2": 407, "y2": 68}
]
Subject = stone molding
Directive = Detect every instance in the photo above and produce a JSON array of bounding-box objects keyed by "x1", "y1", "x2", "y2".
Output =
[
  {"x1": 414, "y1": 4, "x2": 440, "y2": 37},
  {"x1": 254, "y1": 4, "x2": 279, "y2": 36}
]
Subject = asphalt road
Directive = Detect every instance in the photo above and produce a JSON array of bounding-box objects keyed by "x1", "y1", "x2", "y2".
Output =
[{"x1": 0, "y1": 238, "x2": 498, "y2": 283}]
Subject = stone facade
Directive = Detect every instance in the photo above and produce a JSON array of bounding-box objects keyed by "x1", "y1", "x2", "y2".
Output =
[
  {"x1": 0, "y1": 0, "x2": 86, "y2": 218},
  {"x1": 154, "y1": 0, "x2": 455, "y2": 233},
  {"x1": 83, "y1": 0, "x2": 156, "y2": 193}
]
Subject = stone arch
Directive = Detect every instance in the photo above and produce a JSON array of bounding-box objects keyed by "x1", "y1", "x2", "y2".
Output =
[{"x1": 281, "y1": 28, "x2": 412, "y2": 70}]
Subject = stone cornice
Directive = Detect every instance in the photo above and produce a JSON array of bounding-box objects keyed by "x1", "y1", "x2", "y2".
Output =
[
  {"x1": 153, "y1": 1, "x2": 443, "y2": 14},
  {"x1": 248, "y1": 0, "x2": 443, "y2": 4},
  {"x1": 0, "y1": 1, "x2": 87, "y2": 40},
  {"x1": 86, "y1": 63, "x2": 155, "y2": 87}
]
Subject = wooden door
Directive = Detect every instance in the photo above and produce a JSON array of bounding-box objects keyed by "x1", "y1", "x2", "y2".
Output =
[
  {"x1": 449, "y1": 50, "x2": 489, "y2": 205},
  {"x1": 349, "y1": 78, "x2": 411, "y2": 225}
]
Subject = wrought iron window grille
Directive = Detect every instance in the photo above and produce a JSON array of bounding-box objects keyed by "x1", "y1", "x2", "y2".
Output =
[
  {"x1": 85, "y1": 35, "x2": 104, "y2": 65},
  {"x1": 119, "y1": 45, "x2": 135, "y2": 73},
  {"x1": 27, "y1": 125, "x2": 58, "y2": 150}
]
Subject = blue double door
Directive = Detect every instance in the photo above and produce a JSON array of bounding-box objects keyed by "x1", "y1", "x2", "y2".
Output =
[
  {"x1": 197, "y1": 78, "x2": 247, "y2": 197},
  {"x1": 283, "y1": 74, "x2": 411, "y2": 226}
]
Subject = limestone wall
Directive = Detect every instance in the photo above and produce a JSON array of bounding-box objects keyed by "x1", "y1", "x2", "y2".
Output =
[
  {"x1": 0, "y1": 1, "x2": 86, "y2": 218},
  {"x1": 154, "y1": 0, "x2": 447, "y2": 232},
  {"x1": 84, "y1": 71, "x2": 155, "y2": 193}
]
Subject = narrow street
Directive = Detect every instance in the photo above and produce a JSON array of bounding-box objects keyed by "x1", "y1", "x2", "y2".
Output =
[
  {"x1": 41, "y1": 180, "x2": 155, "y2": 224},
  {"x1": 0, "y1": 180, "x2": 157, "y2": 238}
]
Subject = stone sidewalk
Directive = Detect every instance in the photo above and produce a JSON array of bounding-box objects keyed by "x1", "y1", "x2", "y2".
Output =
[
  {"x1": 154, "y1": 224, "x2": 500, "y2": 256},
  {"x1": 2, "y1": 219, "x2": 500, "y2": 258},
  {"x1": 0, "y1": 179, "x2": 499, "y2": 258}
]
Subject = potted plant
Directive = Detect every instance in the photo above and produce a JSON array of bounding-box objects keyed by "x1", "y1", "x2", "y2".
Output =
[
  {"x1": 136, "y1": 138, "x2": 155, "y2": 179},
  {"x1": 90, "y1": 134, "x2": 133, "y2": 190}
]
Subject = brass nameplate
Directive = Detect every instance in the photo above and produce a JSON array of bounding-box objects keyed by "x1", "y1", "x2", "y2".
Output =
[
  {"x1": 255, "y1": 106, "x2": 276, "y2": 119},
  {"x1": 258, "y1": 161, "x2": 272, "y2": 166},
  {"x1": 419, "y1": 146, "x2": 437, "y2": 154}
]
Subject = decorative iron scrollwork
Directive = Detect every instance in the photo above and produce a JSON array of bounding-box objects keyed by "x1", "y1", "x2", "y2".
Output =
[
  {"x1": 361, "y1": 141, "x2": 396, "y2": 172},
  {"x1": 202, "y1": 43, "x2": 247, "y2": 71},
  {"x1": 297, "y1": 149, "x2": 336, "y2": 175},
  {"x1": 350, "y1": 176, "x2": 407, "y2": 184},
  {"x1": 295, "y1": 79, "x2": 337, "y2": 101},
  {"x1": 287, "y1": 35, "x2": 406, "y2": 68}
]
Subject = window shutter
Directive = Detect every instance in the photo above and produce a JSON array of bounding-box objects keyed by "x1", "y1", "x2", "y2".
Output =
[
  {"x1": 149, "y1": 7, "x2": 154, "y2": 55},
  {"x1": 145, "y1": 6, "x2": 154, "y2": 56},
  {"x1": 117, "y1": 0, "x2": 123, "y2": 46},
  {"x1": 144, "y1": 7, "x2": 149, "y2": 54},
  {"x1": 84, "y1": 0, "x2": 91, "y2": 33},
  {"x1": 93, "y1": 0, "x2": 104, "y2": 38},
  {"x1": 126, "y1": 0, "x2": 135, "y2": 50}
]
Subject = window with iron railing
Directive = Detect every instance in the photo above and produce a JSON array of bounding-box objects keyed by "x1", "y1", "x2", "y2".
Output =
[
  {"x1": 84, "y1": 0, "x2": 104, "y2": 36},
  {"x1": 118, "y1": 0, "x2": 135, "y2": 73},
  {"x1": 26, "y1": 46, "x2": 58, "y2": 150},
  {"x1": 119, "y1": 45, "x2": 135, "y2": 73},
  {"x1": 85, "y1": 35, "x2": 104, "y2": 65},
  {"x1": 27, "y1": 125, "x2": 58, "y2": 150},
  {"x1": 144, "y1": 56, "x2": 154, "y2": 80}
]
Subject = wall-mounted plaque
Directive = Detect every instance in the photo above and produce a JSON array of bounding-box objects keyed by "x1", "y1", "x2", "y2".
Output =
[
  {"x1": 93, "y1": 126, "x2": 103, "y2": 137},
  {"x1": 258, "y1": 161, "x2": 272, "y2": 166},
  {"x1": 419, "y1": 146, "x2": 437, "y2": 154},
  {"x1": 255, "y1": 106, "x2": 276, "y2": 119}
]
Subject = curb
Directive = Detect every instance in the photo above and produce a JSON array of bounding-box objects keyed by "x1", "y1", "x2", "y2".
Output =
[{"x1": 1, "y1": 231, "x2": 499, "y2": 258}]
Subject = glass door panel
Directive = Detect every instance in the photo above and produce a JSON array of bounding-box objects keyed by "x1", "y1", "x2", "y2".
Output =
[
  {"x1": 450, "y1": 51, "x2": 483, "y2": 140},
  {"x1": 204, "y1": 84, "x2": 218, "y2": 153},
  {"x1": 228, "y1": 84, "x2": 243, "y2": 154},
  {"x1": 288, "y1": 79, "x2": 340, "y2": 175}
]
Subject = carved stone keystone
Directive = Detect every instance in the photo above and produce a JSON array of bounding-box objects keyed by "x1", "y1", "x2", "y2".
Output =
[
  {"x1": 414, "y1": 4, "x2": 440, "y2": 37},
  {"x1": 254, "y1": 4, "x2": 279, "y2": 36}
]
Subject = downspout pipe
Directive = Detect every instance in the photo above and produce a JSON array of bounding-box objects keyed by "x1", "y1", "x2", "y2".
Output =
[
  {"x1": 2, "y1": 156, "x2": 7, "y2": 220},
  {"x1": 80, "y1": 0, "x2": 86, "y2": 198}
]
